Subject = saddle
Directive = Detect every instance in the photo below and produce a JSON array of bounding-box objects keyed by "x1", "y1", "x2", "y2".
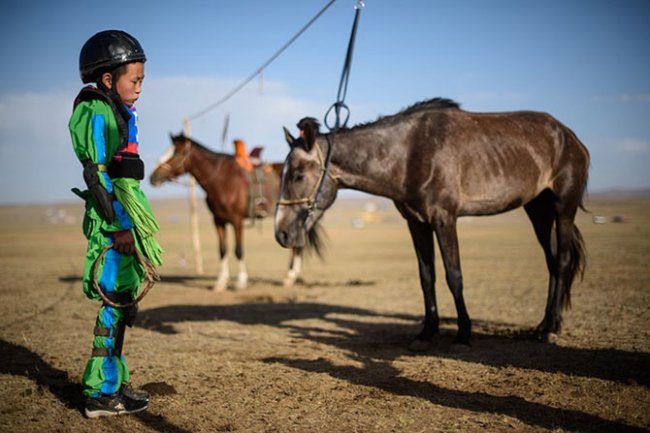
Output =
[{"x1": 236, "y1": 146, "x2": 273, "y2": 218}]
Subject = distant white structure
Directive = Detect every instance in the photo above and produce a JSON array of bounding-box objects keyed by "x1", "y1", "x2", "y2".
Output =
[{"x1": 45, "y1": 208, "x2": 76, "y2": 224}]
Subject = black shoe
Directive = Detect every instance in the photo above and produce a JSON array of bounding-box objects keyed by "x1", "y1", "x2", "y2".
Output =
[
  {"x1": 84, "y1": 393, "x2": 148, "y2": 418},
  {"x1": 120, "y1": 383, "x2": 150, "y2": 402}
]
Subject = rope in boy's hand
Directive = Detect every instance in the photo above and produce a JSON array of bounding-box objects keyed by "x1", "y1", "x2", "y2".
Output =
[{"x1": 92, "y1": 245, "x2": 160, "y2": 308}]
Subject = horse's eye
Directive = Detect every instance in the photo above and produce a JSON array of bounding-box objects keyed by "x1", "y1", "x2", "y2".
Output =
[{"x1": 294, "y1": 174, "x2": 304, "y2": 183}]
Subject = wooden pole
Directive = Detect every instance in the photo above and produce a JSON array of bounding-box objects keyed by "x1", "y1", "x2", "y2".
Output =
[{"x1": 183, "y1": 118, "x2": 204, "y2": 275}]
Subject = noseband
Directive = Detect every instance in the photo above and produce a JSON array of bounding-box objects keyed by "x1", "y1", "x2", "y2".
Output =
[{"x1": 154, "y1": 139, "x2": 192, "y2": 182}]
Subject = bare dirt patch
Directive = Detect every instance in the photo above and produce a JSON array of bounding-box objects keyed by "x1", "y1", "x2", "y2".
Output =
[{"x1": 1, "y1": 196, "x2": 648, "y2": 432}]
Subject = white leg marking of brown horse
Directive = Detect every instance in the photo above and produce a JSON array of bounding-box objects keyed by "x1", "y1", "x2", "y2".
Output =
[{"x1": 214, "y1": 256, "x2": 229, "y2": 292}]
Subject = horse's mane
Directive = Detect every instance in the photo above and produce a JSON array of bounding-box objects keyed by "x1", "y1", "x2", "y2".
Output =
[
  {"x1": 172, "y1": 133, "x2": 233, "y2": 158},
  {"x1": 302, "y1": 98, "x2": 461, "y2": 136},
  {"x1": 401, "y1": 97, "x2": 460, "y2": 114},
  {"x1": 353, "y1": 97, "x2": 460, "y2": 131}
]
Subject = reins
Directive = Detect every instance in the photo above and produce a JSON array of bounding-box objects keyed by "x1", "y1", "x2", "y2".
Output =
[
  {"x1": 313, "y1": 0, "x2": 364, "y2": 211},
  {"x1": 278, "y1": 0, "x2": 364, "y2": 212},
  {"x1": 324, "y1": 0, "x2": 363, "y2": 132},
  {"x1": 92, "y1": 245, "x2": 160, "y2": 308}
]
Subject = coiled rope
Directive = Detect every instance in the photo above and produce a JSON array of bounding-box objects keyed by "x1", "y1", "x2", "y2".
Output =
[{"x1": 92, "y1": 245, "x2": 161, "y2": 308}]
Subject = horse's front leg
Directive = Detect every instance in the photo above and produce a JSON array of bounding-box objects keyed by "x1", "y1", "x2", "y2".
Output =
[
  {"x1": 214, "y1": 224, "x2": 229, "y2": 292},
  {"x1": 434, "y1": 217, "x2": 471, "y2": 346},
  {"x1": 406, "y1": 220, "x2": 439, "y2": 351},
  {"x1": 233, "y1": 220, "x2": 247, "y2": 290},
  {"x1": 283, "y1": 247, "x2": 302, "y2": 287}
]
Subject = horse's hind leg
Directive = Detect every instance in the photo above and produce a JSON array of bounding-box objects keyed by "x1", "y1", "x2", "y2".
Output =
[
  {"x1": 526, "y1": 188, "x2": 586, "y2": 341},
  {"x1": 214, "y1": 224, "x2": 229, "y2": 292},
  {"x1": 283, "y1": 247, "x2": 302, "y2": 287},
  {"x1": 539, "y1": 129, "x2": 588, "y2": 338},
  {"x1": 524, "y1": 190, "x2": 558, "y2": 338},
  {"x1": 434, "y1": 218, "x2": 471, "y2": 346}
]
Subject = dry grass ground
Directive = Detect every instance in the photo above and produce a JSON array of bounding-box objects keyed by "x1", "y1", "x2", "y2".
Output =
[{"x1": 0, "y1": 194, "x2": 648, "y2": 432}]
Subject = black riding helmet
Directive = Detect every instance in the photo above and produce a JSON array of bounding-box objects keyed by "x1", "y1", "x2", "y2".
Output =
[{"x1": 79, "y1": 30, "x2": 146, "y2": 84}]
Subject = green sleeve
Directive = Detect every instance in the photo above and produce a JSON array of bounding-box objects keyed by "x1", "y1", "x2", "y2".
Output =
[
  {"x1": 69, "y1": 99, "x2": 132, "y2": 233},
  {"x1": 68, "y1": 99, "x2": 120, "y2": 165},
  {"x1": 68, "y1": 102, "x2": 96, "y2": 163}
]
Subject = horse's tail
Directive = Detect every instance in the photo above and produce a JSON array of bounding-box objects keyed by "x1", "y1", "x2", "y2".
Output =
[
  {"x1": 305, "y1": 220, "x2": 327, "y2": 259},
  {"x1": 561, "y1": 123, "x2": 591, "y2": 213},
  {"x1": 562, "y1": 223, "x2": 587, "y2": 310}
]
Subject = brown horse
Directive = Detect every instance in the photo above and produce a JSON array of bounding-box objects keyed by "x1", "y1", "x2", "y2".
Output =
[
  {"x1": 275, "y1": 98, "x2": 589, "y2": 348},
  {"x1": 151, "y1": 133, "x2": 322, "y2": 291}
]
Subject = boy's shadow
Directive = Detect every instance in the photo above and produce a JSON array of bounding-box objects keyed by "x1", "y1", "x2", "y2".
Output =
[
  {"x1": 0, "y1": 339, "x2": 84, "y2": 410},
  {"x1": 0, "y1": 338, "x2": 189, "y2": 432}
]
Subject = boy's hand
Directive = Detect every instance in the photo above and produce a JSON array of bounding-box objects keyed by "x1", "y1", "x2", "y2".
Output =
[{"x1": 113, "y1": 230, "x2": 135, "y2": 255}]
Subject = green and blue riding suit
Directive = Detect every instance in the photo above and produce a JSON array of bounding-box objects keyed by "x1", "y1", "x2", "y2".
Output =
[{"x1": 69, "y1": 86, "x2": 162, "y2": 398}]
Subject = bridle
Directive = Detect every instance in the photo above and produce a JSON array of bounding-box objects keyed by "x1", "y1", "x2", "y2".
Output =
[
  {"x1": 275, "y1": 1, "x2": 361, "y2": 216},
  {"x1": 276, "y1": 137, "x2": 337, "y2": 213},
  {"x1": 153, "y1": 139, "x2": 192, "y2": 183}
]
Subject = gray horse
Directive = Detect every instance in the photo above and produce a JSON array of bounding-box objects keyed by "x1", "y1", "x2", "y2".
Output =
[{"x1": 274, "y1": 98, "x2": 589, "y2": 348}]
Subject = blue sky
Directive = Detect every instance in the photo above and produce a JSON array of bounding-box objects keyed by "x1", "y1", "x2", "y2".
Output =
[{"x1": 1, "y1": 0, "x2": 649, "y2": 204}]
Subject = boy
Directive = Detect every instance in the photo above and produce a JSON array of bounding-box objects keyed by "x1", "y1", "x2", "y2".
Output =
[{"x1": 69, "y1": 30, "x2": 163, "y2": 418}]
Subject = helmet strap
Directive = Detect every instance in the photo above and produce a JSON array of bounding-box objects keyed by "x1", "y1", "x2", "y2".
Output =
[{"x1": 93, "y1": 69, "x2": 131, "y2": 146}]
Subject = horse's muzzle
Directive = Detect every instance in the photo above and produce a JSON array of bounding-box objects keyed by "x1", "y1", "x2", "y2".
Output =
[{"x1": 275, "y1": 229, "x2": 289, "y2": 248}]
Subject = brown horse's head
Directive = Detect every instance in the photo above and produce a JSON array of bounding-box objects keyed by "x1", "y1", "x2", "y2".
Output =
[
  {"x1": 149, "y1": 133, "x2": 192, "y2": 186},
  {"x1": 275, "y1": 117, "x2": 338, "y2": 249}
]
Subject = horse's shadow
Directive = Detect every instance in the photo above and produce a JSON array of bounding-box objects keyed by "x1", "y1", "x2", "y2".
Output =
[
  {"x1": 262, "y1": 355, "x2": 645, "y2": 433},
  {"x1": 137, "y1": 301, "x2": 649, "y2": 386},
  {"x1": 136, "y1": 301, "x2": 649, "y2": 433},
  {"x1": 0, "y1": 339, "x2": 190, "y2": 432}
]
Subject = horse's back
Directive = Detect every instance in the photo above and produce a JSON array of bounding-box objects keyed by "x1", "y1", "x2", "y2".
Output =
[{"x1": 414, "y1": 108, "x2": 589, "y2": 216}]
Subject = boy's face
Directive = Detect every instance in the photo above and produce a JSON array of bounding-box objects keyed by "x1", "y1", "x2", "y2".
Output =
[{"x1": 103, "y1": 62, "x2": 145, "y2": 106}]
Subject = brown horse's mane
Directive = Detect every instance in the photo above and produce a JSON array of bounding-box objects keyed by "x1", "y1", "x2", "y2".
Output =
[
  {"x1": 305, "y1": 97, "x2": 461, "y2": 136},
  {"x1": 172, "y1": 133, "x2": 234, "y2": 159}
]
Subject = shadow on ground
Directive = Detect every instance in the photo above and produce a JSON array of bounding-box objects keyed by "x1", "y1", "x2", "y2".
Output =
[
  {"x1": 136, "y1": 301, "x2": 650, "y2": 433},
  {"x1": 0, "y1": 339, "x2": 189, "y2": 432}
]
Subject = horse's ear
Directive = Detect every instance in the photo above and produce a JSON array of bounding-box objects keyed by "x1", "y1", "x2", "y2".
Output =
[
  {"x1": 170, "y1": 131, "x2": 183, "y2": 142},
  {"x1": 283, "y1": 127, "x2": 296, "y2": 148}
]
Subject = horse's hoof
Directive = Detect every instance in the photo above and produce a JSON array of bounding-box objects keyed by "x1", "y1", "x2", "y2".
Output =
[
  {"x1": 212, "y1": 284, "x2": 227, "y2": 292},
  {"x1": 408, "y1": 339, "x2": 432, "y2": 352},
  {"x1": 541, "y1": 332, "x2": 559, "y2": 343},
  {"x1": 283, "y1": 272, "x2": 297, "y2": 287}
]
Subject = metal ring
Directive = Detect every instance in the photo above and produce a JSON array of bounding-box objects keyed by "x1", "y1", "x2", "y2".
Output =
[{"x1": 324, "y1": 102, "x2": 350, "y2": 131}]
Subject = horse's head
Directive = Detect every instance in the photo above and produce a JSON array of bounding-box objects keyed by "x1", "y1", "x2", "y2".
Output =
[
  {"x1": 275, "y1": 117, "x2": 338, "y2": 249},
  {"x1": 149, "y1": 133, "x2": 192, "y2": 186}
]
